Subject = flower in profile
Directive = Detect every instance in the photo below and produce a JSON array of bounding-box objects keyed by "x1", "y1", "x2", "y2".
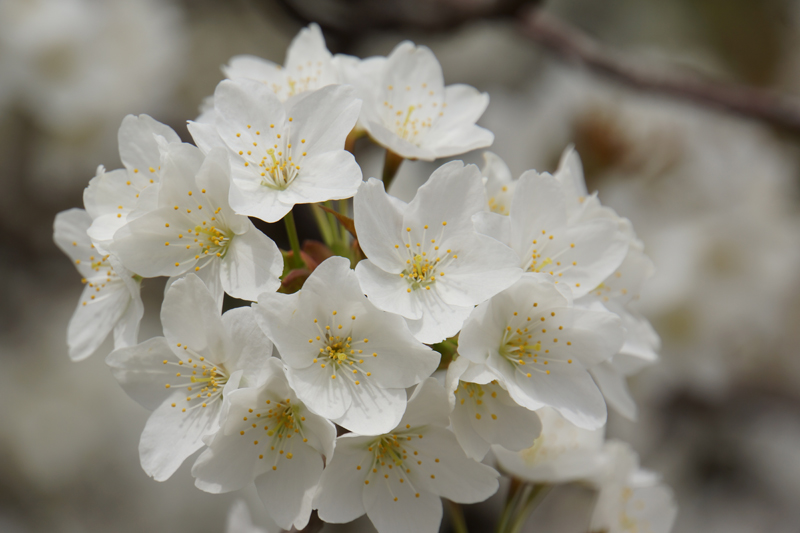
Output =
[
  {"x1": 474, "y1": 165, "x2": 628, "y2": 299},
  {"x1": 492, "y1": 407, "x2": 606, "y2": 484},
  {"x1": 109, "y1": 144, "x2": 283, "y2": 305},
  {"x1": 53, "y1": 208, "x2": 143, "y2": 361},
  {"x1": 189, "y1": 79, "x2": 362, "y2": 223},
  {"x1": 589, "y1": 441, "x2": 677, "y2": 533},
  {"x1": 356, "y1": 41, "x2": 493, "y2": 161},
  {"x1": 445, "y1": 356, "x2": 542, "y2": 461},
  {"x1": 354, "y1": 161, "x2": 522, "y2": 343},
  {"x1": 458, "y1": 275, "x2": 623, "y2": 429},
  {"x1": 83, "y1": 114, "x2": 180, "y2": 249},
  {"x1": 225, "y1": 500, "x2": 277, "y2": 533},
  {"x1": 315, "y1": 378, "x2": 499, "y2": 533},
  {"x1": 106, "y1": 274, "x2": 274, "y2": 481},
  {"x1": 480, "y1": 151, "x2": 516, "y2": 215},
  {"x1": 549, "y1": 146, "x2": 660, "y2": 419},
  {"x1": 223, "y1": 23, "x2": 338, "y2": 101},
  {"x1": 193, "y1": 358, "x2": 336, "y2": 531},
  {"x1": 256, "y1": 256, "x2": 439, "y2": 435}
]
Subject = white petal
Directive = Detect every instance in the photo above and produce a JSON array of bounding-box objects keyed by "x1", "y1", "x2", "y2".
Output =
[
  {"x1": 589, "y1": 361, "x2": 637, "y2": 420},
  {"x1": 188, "y1": 119, "x2": 228, "y2": 154},
  {"x1": 506, "y1": 364, "x2": 607, "y2": 430},
  {"x1": 363, "y1": 473, "x2": 442, "y2": 533},
  {"x1": 315, "y1": 434, "x2": 373, "y2": 524},
  {"x1": 161, "y1": 274, "x2": 229, "y2": 364},
  {"x1": 53, "y1": 208, "x2": 95, "y2": 278},
  {"x1": 404, "y1": 161, "x2": 486, "y2": 236},
  {"x1": 285, "y1": 83, "x2": 361, "y2": 155},
  {"x1": 353, "y1": 311, "x2": 439, "y2": 390},
  {"x1": 106, "y1": 337, "x2": 179, "y2": 410},
  {"x1": 407, "y1": 426, "x2": 499, "y2": 503},
  {"x1": 425, "y1": 84, "x2": 493, "y2": 157},
  {"x1": 404, "y1": 297, "x2": 473, "y2": 344},
  {"x1": 254, "y1": 291, "x2": 312, "y2": 368},
  {"x1": 432, "y1": 233, "x2": 521, "y2": 307},
  {"x1": 287, "y1": 363, "x2": 352, "y2": 421},
  {"x1": 223, "y1": 55, "x2": 282, "y2": 86},
  {"x1": 399, "y1": 377, "x2": 451, "y2": 429},
  {"x1": 118, "y1": 114, "x2": 180, "y2": 176},
  {"x1": 220, "y1": 225, "x2": 283, "y2": 301},
  {"x1": 355, "y1": 260, "x2": 423, "y2": 320},
  {"x1": 353, "y1": 178, "x2": 407, "y2": 272},
  {"x1": 284, "y1": 150, "x2": 362, "y2": 204},
  {"x1": 255, "y1": 439, "x2": 322, "y2": 530},
  {"x1": 221, "y1": 306, "x2": 274, "y2": 387},
  {"x1": 333, "y1": 382, "x2": 406, "y2": 436},
  {"x1": 139, "y1": 393, "x2": 223, "y2": 481},
  {"x1": 67, "y1": 280, "x2": 132, "y2": 361},
  {"x1": 110, "y1": 208, "x2": 204, "y2": 278},
  {"x1": 450, "y1": 395, "x2": 492, "y2": 461}
]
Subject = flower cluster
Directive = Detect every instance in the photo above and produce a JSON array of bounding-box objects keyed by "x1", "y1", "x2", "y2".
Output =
[{"x1": 54, "y1": 24, "x2": 675, "y2": 533}]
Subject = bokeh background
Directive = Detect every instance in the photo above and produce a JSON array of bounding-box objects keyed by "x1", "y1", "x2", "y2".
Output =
[{"x1": 2, "y1": 0, "x2": 800, "y2": 531}]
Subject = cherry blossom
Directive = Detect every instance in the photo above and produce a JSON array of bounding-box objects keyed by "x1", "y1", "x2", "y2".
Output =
[
  {"x1": 354, "y1": 161, "x2": 522, "y2": 343},
  {"x1": 53, "y1": 208, "x2": 143, "y2": 361},
  {"x1": 256, "y1": 256, "x2": 439, "y2": 434},
  {"x1": 106, "y1": 274, "x2": 273, "y2": 480},
  {"x1": 315, "y1": 378, "x2": 499, "y2": 533}
]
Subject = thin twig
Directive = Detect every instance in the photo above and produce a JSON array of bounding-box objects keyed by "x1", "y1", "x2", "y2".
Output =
[{"x1": 520, "y1": 9, "x2": 800, "y2": 133}]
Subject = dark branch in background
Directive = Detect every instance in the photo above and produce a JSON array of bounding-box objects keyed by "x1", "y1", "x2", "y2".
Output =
[
  {"x1": 520, "y1": 9, "x2": 800, "y2": 133},
  {"x1": 262, "y1": 0, "x2": 800, "y2": 134}
]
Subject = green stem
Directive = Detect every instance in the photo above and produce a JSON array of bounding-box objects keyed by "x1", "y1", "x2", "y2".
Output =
[
  {"x1": 495, "y1": 479, "x2": 524, "y2": 533},
  {"x1": 508, "y1": 484, "x2": 550, "y2": 533},
  {"x1": 338, "y1": 199, "x2": 349, "y2": 244},
  {"x1": 284, "y1": 210, "x2": 305, "y2": 269},
  {"x1": 447, "y1": 500, "x2": 469, "y2": 533},
  {"x1": 382, "y1": 149, "x2": 404, "y2": 191},
  {"x1": 311, "y1": 204, "x2": 335, "y2": 247}
]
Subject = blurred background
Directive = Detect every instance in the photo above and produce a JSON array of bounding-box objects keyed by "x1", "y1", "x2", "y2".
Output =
[{"x1": 2, "y1": 0, "x2": 800, "y2": 531}]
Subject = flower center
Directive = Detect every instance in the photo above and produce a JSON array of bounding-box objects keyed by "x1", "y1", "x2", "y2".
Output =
[
  {"x1": 260, "y1": 147, "x2": 300, "y2": 190},
  {"x1": 308, "y1": 312, "x2": 373, "y2": 385},
  {"x1": 498, "y1": 312, "x2": 573, "y2": 378},
  {"x1": 196, "y1": 225, "x2": 233, "y2": 258},
  {"x1": 396, "y1": 222, "x2": 458, "y2": 293},
  {"x1": 163, "y1": 350, "x2": 229, "y2": 412}
]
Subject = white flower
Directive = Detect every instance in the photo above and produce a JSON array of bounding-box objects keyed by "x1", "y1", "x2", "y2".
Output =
[
  {"x1": 188, "y1": 79, "x2": 362, "y2": 223},
  {"x1": 314, "y1": 378, "x2": 499, "y2": 533},
  {"x1": 109, "y1": 143, "x2": 283, "y2": 305},
  {"x1": 223, "y1": 23, "x2": 338, "y2": 101},
  {"x1": 193, "y1": 358, "x2": 336, "y2": 531},
  {"x1": 481, "y1": 151, "x2": 515, "y2": 215},
  {"x1": 53, "y1": 208, "x2": 143, "y2": 361},
  {"x1": 474, "y1": 165, "x2": 629, "y2": 299},
  {"x1": 225, "y1": 501, "x2": 277, "y2": 533},
  {"x1": 105, "y1": 274, "x2": 274, "y2": 481},
  {"x1": 256, "y1": 256, "x2": 439, "y2": 435},
  {"x1": 354, "y1": 161, "x2": 522, "y2": 344},
  {"x1": 552, "y1": 146, "x2": 660, "y2": 419},
  {"x1": 458, "y1": 275, "x2": 623, "y2": 429},
  {"x1": 492, "y1": 407, "x2": 606, "y2": 484},
  {"x1": 357, "y1": 41, "x2": 493, "y2": 161},
  {"x1": 590, "y1": 441, "x2": 677, "y2": 533},
  {"x1": 444, "y1": 356, "x2": 542, "y2": 461},
  {"x1": 83, "y1": 114, "x2": 180, "y2": 249},
  {"x1": 582, "y1": 248, "x2": 660, "y2": 420}
]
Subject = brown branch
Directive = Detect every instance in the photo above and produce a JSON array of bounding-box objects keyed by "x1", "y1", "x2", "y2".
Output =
[{"x1": 520, "y1": 9, "x2": 800, "y2": 133}]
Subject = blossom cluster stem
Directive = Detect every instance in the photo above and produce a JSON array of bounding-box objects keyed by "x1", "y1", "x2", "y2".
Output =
[
  {"x1": 495, "y1": 482, "x2": 550, "y2": 533},
  {"x1": 382, "y1": 149, "x2": 404, "y2": 191},
  {"x1": 447, "y1": 500, "x2": 469, "y2": 533},
  {"x1": 284, "y1": 209, "x2": 305, "y2": 269}
]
